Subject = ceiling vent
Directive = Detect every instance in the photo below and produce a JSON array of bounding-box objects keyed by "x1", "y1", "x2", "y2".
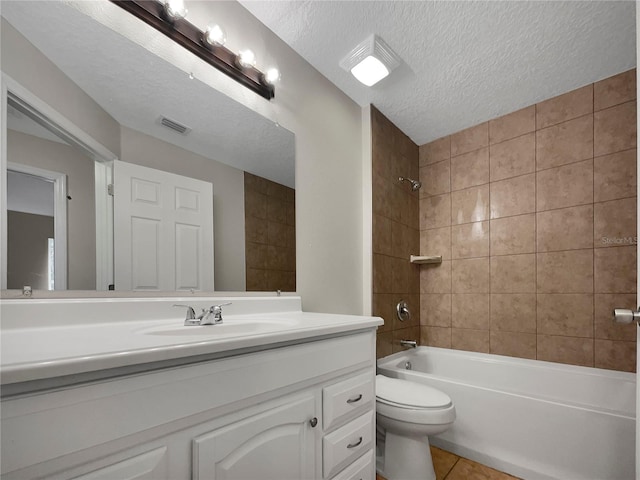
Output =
[
  {"x1": 340, "y1": 34, "x2": 401, "y2": 87},
  {"x1": 157, "y1": 116, "x2": 192, "y2": 135}
]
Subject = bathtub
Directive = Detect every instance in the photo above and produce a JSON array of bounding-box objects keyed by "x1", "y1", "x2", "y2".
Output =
[{"x1": 376, "y1": 347, "x2": 636, "y2": 480}]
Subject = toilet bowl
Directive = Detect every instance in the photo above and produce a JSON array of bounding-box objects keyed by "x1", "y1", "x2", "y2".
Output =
[{"x1": 376, "y1": 374, "x2": 456, "y2": 480}]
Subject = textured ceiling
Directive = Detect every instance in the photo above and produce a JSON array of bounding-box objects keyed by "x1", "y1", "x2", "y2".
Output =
[
  {"x1": 240, "y1": 0, "x2": 636, "y2": 145},
  {"x1": 2, "y1": 1, "x2": 295, "y2": 188}
]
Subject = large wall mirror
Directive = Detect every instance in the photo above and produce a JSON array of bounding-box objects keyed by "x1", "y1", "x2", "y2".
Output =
[{"x1": 1, "y1": 1, "x2": 296, "y2": 293}]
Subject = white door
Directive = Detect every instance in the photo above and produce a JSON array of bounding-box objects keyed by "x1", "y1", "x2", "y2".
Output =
[{"x1": 113, "y1": 160, "x2": 213, "y2": 291}]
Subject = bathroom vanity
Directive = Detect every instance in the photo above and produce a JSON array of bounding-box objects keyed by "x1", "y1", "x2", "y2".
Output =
[{"x1": 0, "y1": 296, "x2": 382, "y2": 480}]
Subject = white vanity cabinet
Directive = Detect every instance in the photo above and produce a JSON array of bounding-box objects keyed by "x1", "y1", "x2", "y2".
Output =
[{"x1": 1, "y1": 330, "x2": 378, "y2": 480}]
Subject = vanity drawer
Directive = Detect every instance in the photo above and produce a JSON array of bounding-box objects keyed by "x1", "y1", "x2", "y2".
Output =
[
  {"x1": 323, "y1": 411, "x2": 373, "y2": 478},
  {"x1": 323, "y1": 371, "x2": 374, "y2": 430},
  {"x1": 330, "y1": 449, "x2": 374, "y2": 480}
]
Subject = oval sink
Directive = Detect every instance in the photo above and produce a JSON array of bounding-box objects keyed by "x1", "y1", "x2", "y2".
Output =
[
  {"x1": 137, "y1": 318, "x2": 297, "y2": 337},
  {"x1": 142, "y1": 324, "x2": 263, "y2": 336}
]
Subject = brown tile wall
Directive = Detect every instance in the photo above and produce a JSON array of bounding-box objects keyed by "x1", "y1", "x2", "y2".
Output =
[
  {"x1": 418, "y1": 69, "x2": 637, "y2": 372},
  {"x1": 371, "y1": 106, "x2": 421, "y2": 358},
  {"x1": 244, "y1": 172, "x2": 296, "y2": 292}
]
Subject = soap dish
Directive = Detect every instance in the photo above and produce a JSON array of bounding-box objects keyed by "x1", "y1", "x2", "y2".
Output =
[{"x1": 410, "y1": 255, "x2": 443, "y2": 264}]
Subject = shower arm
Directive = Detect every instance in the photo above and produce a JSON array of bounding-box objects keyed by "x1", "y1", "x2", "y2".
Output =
[{"x1": 398, "y1": 176, "x2": 422, "y2": 191}]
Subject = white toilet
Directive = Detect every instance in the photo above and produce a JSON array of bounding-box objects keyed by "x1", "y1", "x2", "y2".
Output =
[{"x1": 376, "y1": 375, "x2": 456, "y2": 480}]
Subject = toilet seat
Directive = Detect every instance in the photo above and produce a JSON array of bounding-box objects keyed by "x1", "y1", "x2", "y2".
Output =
[
  {"x1": 376, "y1": 375, "x2": 452, "y2": 409},
  {"x1": 376, "y1": 375, "x2": 456, "y2": 426}
]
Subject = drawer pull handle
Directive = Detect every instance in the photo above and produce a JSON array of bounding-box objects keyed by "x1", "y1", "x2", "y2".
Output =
[
  {"x1": 346, "y1": 394, "x2": 363, "y2": 404},
  {"x1": 309, "y1": 417, "x2": 318, "y2": 428},
  {"x1": 347, "y1": 436, "x2": 363, "y2": 449}
]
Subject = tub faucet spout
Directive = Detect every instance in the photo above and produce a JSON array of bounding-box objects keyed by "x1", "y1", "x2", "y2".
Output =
[{"x1": 400, "y1": 339, "x2": 417, "y2": 348}]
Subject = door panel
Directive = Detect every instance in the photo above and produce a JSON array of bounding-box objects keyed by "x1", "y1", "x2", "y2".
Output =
[
  {"x1": 131, "y1": 217, "x2": 160, "y2": 290},
  {"x1": 175, "y1": 223, "x2": 200, "y2": 290}
]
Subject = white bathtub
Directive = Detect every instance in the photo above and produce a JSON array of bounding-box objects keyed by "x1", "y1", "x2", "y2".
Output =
[{"x1": 376, "y1": 347, "x2": 636, "y2": 480}]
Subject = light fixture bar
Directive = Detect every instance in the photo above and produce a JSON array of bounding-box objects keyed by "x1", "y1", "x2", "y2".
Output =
[{"x1": 110, "y1": 0, "x2": 275, "y2": 100}]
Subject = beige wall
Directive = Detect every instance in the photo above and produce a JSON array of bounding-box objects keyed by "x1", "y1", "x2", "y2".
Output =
[
  {"x1": 119, "y1": 126, "x2": 246, "y2": 292},
  {"x1": 418, "y1": 69, "x2": 637, "y2": 372},
  {"x1": 7, "y1": 129, "x2": 96, "y2": 290}
]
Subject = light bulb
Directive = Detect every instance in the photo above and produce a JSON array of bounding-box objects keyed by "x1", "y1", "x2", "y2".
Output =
[
  {"x1": 264, "y1": 68, "x2": 281, "y2": 85},
  {"x1": 350, "y1": 55, "x2": 389, "y2": 87},
  {"x1": 164, "y1": 0, "x2": 187, "y2": 20},
  {"x1": 237, "y1": 49, "x2": 256, "y2": 68},
  {"x1": 204, "y1": 24, "x2": 226, "y2": 47}
]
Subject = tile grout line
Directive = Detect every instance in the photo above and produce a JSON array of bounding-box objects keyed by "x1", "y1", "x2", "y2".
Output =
[
  {"x1": 421, "y1": 194, "x2": 637, "y2": 233},
  {"x1": 535, "y1": 101, "x2": 539, "y2": 360},
  {"x1": 442, "y1": 455, "x2": 461, "y2": 480},
  {"x1": 428, "y1": 152, "x2": 597, "y2": 198},
  {"x1": 592, "y1": 82, "x2": 596, "y2": 365},
  {"x1": 448, "y1": 134, "x2": 453, "y2": 348},
  {"x1": 488, "y1": 125, "x2": 493, "y2": 355}
]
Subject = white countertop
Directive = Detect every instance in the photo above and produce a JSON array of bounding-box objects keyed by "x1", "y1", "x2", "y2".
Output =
[{"x1": 0, "y1": 296, "x2": 383, "y2": 386}]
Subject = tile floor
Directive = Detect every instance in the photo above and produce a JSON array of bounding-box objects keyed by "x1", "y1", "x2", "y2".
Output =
[{"x1": 376, "y1": 445, "x2": 522, "y2": 480}]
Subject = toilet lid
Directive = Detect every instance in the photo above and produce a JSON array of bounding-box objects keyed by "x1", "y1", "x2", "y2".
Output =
[{"x1": 376, "y1": 375, "x2": 452, "y2": 409}]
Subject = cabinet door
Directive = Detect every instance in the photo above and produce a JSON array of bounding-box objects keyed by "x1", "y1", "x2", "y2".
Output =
[{"x1": 193, "y1": 394, "x2": 316, "y2": 480}]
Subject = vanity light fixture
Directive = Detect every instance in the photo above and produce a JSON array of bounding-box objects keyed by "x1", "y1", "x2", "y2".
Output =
[
  {"x1": 340, "y1": 34, "x2": 400, "y2": 87},
  {"x1": 162, "y1": 0, "x2": 187, "y2": 21},
  {"x1": 204, "y1": 23, "x2": 226, "y2": 47},
  {"x1": 237, "y1": 49, "x2": 257, "y2": 68},
  {"x1": 263, "y1": 68, "x2": 281, "y2": 85},
  {"x1": 110, "y1": 0, "x2": 275, "y2": 100}
]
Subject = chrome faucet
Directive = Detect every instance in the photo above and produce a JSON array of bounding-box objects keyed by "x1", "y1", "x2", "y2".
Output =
[
  {"x1": 174, "y1": 303, "x2": 232, "y2": 326},
  {"x1": 174, "y1": 304, "x2": 198, "y2": 325},
  {"x1": 399, "y1": 339, "x2": 417, "y2": 349},
  {"x1": 200, "y1": 303, "x2": 232, "y2": 325}
]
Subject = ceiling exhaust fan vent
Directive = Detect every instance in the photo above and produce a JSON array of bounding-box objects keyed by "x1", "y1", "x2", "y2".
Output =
[{"x1": 158, "y1": 116, "x2": 192, "y2": 135}]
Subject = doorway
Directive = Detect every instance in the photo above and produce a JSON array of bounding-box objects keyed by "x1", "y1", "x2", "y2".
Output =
[{"x1": 6, "y1": 164, "x2": 66, "y2": 289}]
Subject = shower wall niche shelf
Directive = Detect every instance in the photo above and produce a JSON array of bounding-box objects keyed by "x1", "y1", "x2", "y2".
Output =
[{"x1": 410, "y1": 255, "x2": 442, "y2": 264}]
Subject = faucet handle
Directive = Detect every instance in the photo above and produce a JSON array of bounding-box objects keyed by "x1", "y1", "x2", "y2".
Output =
[
  {"x1": 209, "y1": 302, "x2": 232, "y2": 315},
  {"x1": 200, "y1": 302, "x2": 233, "y2": 326},
  {"x1": 173, "y1": 304, "x2": 196, "y2": 319},
  {"x1": 174, "y1": 304, "x2": 202, "y2": 325}
]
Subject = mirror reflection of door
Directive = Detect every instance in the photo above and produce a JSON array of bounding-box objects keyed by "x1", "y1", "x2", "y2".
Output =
[
  {"x1": 113, "y1": 160, "x2": 214, "y2": 291},
  {"x1": 6, "y1": 169, "x2": 59, "y2": 290}
]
